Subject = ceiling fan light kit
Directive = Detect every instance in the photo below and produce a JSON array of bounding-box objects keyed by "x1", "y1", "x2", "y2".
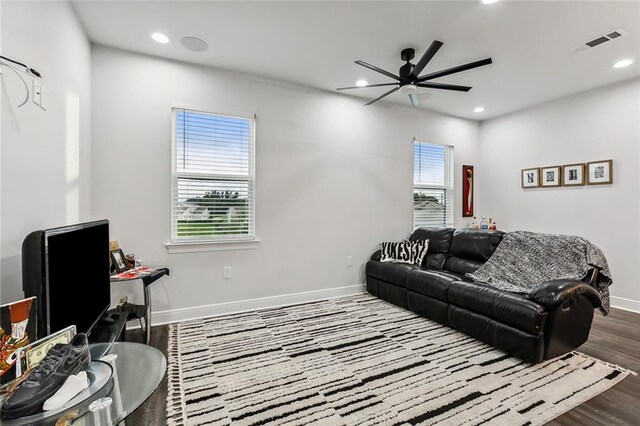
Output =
[{"x1": 337, "y1": 40, "x2": 492, "y2": 107}]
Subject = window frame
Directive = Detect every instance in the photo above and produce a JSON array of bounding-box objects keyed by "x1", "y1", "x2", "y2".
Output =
[
  {"x1": 413, "y1": 140, "x2": 454, "y2": 229},
  {"x1": 169, "y1": 107, "x2": 257, "y2": 246}
]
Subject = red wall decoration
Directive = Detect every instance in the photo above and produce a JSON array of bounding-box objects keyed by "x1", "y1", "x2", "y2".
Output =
[{"x1": 462, "y1": 165, "x2": 474, "y2": 217}]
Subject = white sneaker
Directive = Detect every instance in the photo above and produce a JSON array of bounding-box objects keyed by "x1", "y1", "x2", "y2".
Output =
[{"x1": 43, "y1": 371, "x2": 89, "y2": 411}]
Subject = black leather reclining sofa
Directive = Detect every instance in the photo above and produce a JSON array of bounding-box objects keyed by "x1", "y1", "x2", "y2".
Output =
[{"x1": 365, "y1": 227, "x2": 602, "y2": 363}]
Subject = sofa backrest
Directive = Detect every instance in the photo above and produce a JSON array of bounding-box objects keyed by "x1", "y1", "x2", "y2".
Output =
[
  {"x1": 443, "y1": 229, "x2": 505, "y2": 274},
  {"x1": 409, "y1": 227, "x2": 455, "y2": 269}
]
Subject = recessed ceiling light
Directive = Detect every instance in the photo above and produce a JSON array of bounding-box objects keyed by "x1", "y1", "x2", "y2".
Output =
[
  {"x1": 356, "y1": 79, "x2": 369, "y2": 87},
  {"x1": 480, "y1": 0, "x2": 500, "y2": 4},
  {"x1": 151, "y1": 32, "x2": 170, "y2": 44},
  {"x1": 613, "y1": 59, "x2": 634, "y2": 69},
  {"x1": 473, "y1": 106, "x2": 485, "y2": 113}
]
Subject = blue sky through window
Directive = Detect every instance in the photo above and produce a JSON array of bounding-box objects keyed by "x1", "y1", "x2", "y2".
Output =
[
  {"x1": 176, "y1": 110, "x2": 250, "y2": 176},
  {"x1": 414, "y1": 142, "x2": 445, "y2": 186}
]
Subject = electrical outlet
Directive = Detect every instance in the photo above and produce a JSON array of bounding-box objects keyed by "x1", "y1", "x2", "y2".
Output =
[
  {"x1": 347, "y1": 256, "x2": 353, "y2": 267},
  {"x1": 223, "y1": 266, "x2": 232, "y2": 279}
]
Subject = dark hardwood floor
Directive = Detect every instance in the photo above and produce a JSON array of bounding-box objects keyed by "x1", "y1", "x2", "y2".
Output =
[{"x1": 128, "y1": 307, "x2": 639, "y2": 425}]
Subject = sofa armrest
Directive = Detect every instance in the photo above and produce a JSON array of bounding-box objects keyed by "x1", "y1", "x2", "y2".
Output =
[
  {"x1": 371, "y1": 249, "x2": 382, "y2": 261},
  {"x1": 529, "y1": 280, "x2": 601, "y2": 311}
]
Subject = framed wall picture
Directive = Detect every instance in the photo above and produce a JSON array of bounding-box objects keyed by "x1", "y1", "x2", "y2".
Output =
[
  {"x1": 540, "y1": 165, "x2": 561, "y2": 187},
  {"x1": 562, "y1": 163, "x2": 585, "y2": 186},
  {"x1": 521, "y1": 167, "x2": 540, "y2": 188},
  {"x1": 586, "y1": 160, "x2": 613, "y2": 185},
  {"x1": 110, "y1": 248, "x2": 131, "y2": 273},
  {"x1": 462, "y1": 165, "x2": 474, "y2": 217}
]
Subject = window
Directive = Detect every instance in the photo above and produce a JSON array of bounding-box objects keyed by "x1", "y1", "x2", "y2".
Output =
[
  {"x1": 413, "y1": 141, "x2": 453, "y2": 228},
  {"x1": 171, "y1": 108, "x2": 255, "y2": 243}
]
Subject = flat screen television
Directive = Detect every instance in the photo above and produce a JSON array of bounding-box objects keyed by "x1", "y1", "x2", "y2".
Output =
[{"x1": 22, "y1": 220, "x2": 111, "y2": 338}]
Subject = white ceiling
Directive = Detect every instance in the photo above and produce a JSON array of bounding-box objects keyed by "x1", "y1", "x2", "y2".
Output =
[{"x1": 72, "y1": 0, "x2": 640, "y2": 120}]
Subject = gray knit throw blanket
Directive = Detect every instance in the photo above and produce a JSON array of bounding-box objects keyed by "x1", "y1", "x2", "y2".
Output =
[{"x1": 467, "y1": 231, "x2": 611, "y2": 315}]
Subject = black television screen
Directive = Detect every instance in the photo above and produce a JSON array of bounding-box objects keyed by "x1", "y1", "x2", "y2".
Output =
[{"x1": 44, "y1": 221, "x2": 111, "y2": 334}]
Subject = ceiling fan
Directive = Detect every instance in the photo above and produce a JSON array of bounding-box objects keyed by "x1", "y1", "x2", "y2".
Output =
[{"x1": 337, "y1": 40, "x2": 492, "y2": 107}]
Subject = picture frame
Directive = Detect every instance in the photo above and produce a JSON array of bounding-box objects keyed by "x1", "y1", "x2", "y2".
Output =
[
  {"x1": 462, "y1": 165, "x2": 474, "y2": 217},
  {"x1": 562, "y1": 163, "x2": 585, "y2": 186},
  {"x1": 586, "y1": 159, "x2": 613, "y2": 185},
  {"x1": 540, "y1": 165, "x2": 561, "y2": 187},
  {"x1": 110, "y1": 248, "x2": 130, "y2": 273},
  {"x1": 521, "y1": 167, "x2": 540, "y2": 188}
]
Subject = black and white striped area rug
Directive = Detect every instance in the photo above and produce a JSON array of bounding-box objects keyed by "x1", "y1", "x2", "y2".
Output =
[{"x1": 166, "y1": 293, "x2": 631, "y2": 426}]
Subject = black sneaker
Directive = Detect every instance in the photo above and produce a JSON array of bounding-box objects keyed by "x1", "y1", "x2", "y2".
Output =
[{"x1": 1, "y1": 333, "x2": 91, "y2": 419}]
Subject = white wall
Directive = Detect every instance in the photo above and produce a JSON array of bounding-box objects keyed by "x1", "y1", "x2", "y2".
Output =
[
  {"x1": 477, "y1": 77, "x2": 640, "y2": 311},
  {"x1": 0, "y1": 1, "x2": 92, "y2": 302},
  {"x1": 91, "y1": 46, "x2": 480, "y2": 320}
]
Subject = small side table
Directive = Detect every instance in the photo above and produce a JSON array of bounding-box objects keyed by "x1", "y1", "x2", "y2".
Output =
[{"x1": 110, "y1": 267, "x2": 169, "y2": 344}]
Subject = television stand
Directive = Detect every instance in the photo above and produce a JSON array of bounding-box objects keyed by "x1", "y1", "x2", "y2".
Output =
[{"x1": 88, "y1": 310, "x2": 128, "y2": 344}]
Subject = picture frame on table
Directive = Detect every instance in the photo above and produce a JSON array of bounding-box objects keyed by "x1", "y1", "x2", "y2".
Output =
[
  {"x1": 586, "y1": 160, "x2": 613, "y2": 185},
  {"x1": 521, "y1": 167, "x2": 540, "y2": 188},
  {"x1": 540, "y1": 165, "x2": 561, "y2": 188},
  {"x1": 562, "y1": 163, "x2": 585, "y2": 186},
  {"x1": 110, "y1": 248, "x2": 130, "y2": 273}
]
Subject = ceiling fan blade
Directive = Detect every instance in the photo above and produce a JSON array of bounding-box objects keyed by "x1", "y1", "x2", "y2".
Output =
[
  {"x1": 408, "y1": 92, "x2": 420, "y2": 107},
  {"x1": 364, "y1": 86, "x2": 400, "y2": 106},
  {"x1": 410, "y1": 40, "x2": 444, "y2": 79},
  {"x1": 336, "y1": 83, "x2": 399, "y2": 91},
  {"x1": 417, "y1": 58, "x2": 492, "y2": 82},
  {"x1": 416, "y1": 82, "x2": 472, "y2": 92},
  {"x1": 355, "y1": 60, "x2": 401, "y2": 81}
]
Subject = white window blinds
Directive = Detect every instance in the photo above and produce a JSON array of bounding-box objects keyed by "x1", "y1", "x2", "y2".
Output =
[
  {"x1": 172, "y1": 108, "x2": 255, "y2": 242},
  {"x1": 413, "y1": 141, "x2": 453, "y2": 229}
]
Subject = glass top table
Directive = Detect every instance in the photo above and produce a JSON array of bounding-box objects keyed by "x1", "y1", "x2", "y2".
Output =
[{"x1": 2, "y1": 342, "x2": 166, "y2": 426}]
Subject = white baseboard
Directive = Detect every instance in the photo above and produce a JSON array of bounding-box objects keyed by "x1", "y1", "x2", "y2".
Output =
[
  {"x1": 149, "y1": 284, "x2": 366, "y2": 326},
  {"x1": 610, "y1": 296, "x2": 640, "y2": 313}
]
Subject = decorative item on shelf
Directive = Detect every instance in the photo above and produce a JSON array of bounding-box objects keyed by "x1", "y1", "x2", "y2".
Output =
[
  {"x1": 110, "y1": 249, "x2": 131, "y2": 273},
  {"x1": 470, "y1": 216, "x2": 479, "y2": 229},
  {"x1": 540, "y1": 165, "x2": 562, "y2": 187},
  {"x1": 562, "y1": 163, "x2": 586, "y2": 186},
  {"x1": 480, "y1": 216, "x2": 488, "y2": 230},
  {"x1": 521, "y1": 167, "x2": 540, "y2": 188},
  {"x1": 125, "y1": 254, "x2": 135, "y2": 268},
  {"x1": 586, "y1": 160, "x2": 613, "y2": 185},
  {"x1": 462, "y1": 165, "x2": 474, "y2": 217},
  {"x1": 489, "y1": 218, "x2": 497, "y2": 230}
]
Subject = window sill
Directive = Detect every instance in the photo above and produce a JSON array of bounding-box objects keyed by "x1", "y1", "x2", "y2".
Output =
[{"x1": 165, "y1": 239, "x2": 261, "y2": 254}]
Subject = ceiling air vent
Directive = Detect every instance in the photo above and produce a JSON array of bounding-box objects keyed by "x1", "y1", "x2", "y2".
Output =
[{"x1": 572, "y1": 29, "x2": 628, "y2": 54}]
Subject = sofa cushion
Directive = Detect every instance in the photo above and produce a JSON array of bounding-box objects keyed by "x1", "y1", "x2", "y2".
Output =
[
  {"x1": 448, "y1": 281, "x2": 547, "y2": 335},
  {"x1": 365, "y1": 260, "x2": 420, "y2": 288},
  {"x1": 406, "y1": 269, "x2": 472, "y2": 302},
  {"x1": 443, "y1": 229, "x2": 505, "y2": 274},
  {"x1": 380, "y1": 241, "x2": 413, "y2": 264},
  {"x1": 410, "y1": 227, "x2": 455, "y2": 269}
]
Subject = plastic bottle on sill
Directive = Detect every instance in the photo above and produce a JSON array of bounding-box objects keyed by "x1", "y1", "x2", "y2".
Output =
[
  {"x1": 471, "y1": 216, "x2": 478, "y2": 229},
  {"x1": 480, "y1": 216, "x2": 488, "y2": 230}
]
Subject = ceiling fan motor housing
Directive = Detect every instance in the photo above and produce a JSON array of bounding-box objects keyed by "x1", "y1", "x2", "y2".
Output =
[{"x1": 399, "y1": 48, "x2": 416, "y2": 80}]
